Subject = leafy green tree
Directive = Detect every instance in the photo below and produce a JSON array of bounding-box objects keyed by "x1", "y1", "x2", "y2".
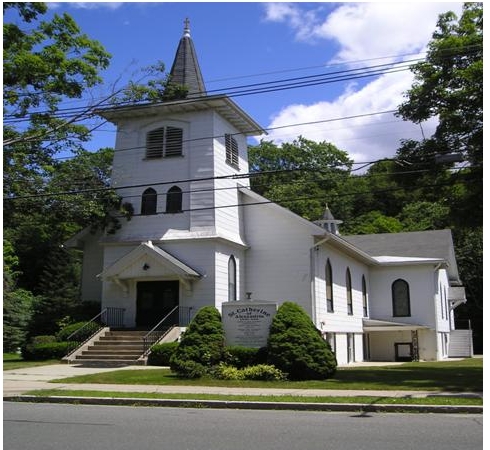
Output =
[
  {"x1": 116, "y1": 61, "x2": 189, "y2": 103},
  {"x1": 3, "y1": 238, "x2": 36, "y2": 351},
  {"x1": 170, "y1": 306, "x2": 225, "y2": 378},
  {"x1": 396, "y1": 2, "x2": 482, "y2": 227},
  {"x1": 343, "y1": 211, "x2": 404, "y2": 235},
  {"x1": 267, "y1": 302, "x2": 337, "y2": 380},
  {"x1": 397, "y1": 201, "x2": 450, "y2": 231},
  {"x1": 248, "y1": 137, "x2": 352, "y2": 220}
]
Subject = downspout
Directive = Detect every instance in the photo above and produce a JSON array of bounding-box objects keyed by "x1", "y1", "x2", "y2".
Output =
[{"x1": 310, "y1": 235, "x2": 331, "y2": 329}]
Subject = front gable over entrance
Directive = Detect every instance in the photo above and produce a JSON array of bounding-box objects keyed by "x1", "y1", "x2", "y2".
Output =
[{"x1": 98, "y1": 241, "x2": 201, "y2": 291}]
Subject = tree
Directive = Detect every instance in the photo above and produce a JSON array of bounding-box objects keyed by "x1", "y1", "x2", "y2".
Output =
[
  {"x1": 396, "y1": 2, "x2": 482, "y2": 226},
  {"x1": 343, "y1": 211, "x2": 403, "y2": 235},
  {"x1": 248, "y1": 137, "x2": 352, "y2": 220},
  {"x1": 267, "y1": 302, "x2": 337, "y2": 380},
  {"x1": 170, "y1": 306, "x2": 225, "y2": 378}
]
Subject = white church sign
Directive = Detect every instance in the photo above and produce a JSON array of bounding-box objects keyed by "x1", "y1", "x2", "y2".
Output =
[{"x1": 222, "y1": 301, "x2": 277, "y2": 348}]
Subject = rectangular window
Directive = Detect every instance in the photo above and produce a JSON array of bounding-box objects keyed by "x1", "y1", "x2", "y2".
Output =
[
  {"x1": 165, "y1": 126, "x2": 183, "y2": 157},
  {"x1": 225, "y1": 134, "x2": 239, "y2": 168},
  {"x1": 146, "y1": 126, "x2": 183, "y2": 159},
  {"x1": 146, "y1": 128, "x2": 164, "y2": 159}
]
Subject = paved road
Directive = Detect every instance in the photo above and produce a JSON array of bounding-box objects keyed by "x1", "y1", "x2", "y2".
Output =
[{"x1": 4, "y1": 402, "x2": 483, "y2": 450}]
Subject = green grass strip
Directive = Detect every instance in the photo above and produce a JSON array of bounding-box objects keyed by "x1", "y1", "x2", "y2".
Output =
[{"x1": 25, "y1": 389, "x2": 483, "y2": 406}]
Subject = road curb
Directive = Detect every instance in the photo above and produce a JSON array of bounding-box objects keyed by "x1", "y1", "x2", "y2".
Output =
[{"x1": 4, "y1": 395, "x2": 483, "y2": 414}]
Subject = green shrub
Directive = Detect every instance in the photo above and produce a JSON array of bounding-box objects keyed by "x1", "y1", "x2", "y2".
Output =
[
  {"x1": 241, "y1": 364, "x2": 286, "y2": 381},
  {"x1": 267, "y1": 302, "x2": 337, "y2": 380},
  {"x1": 212, "y1": 363, "x2": 286, "y2": 381},
  {"x1": 170, "y1": 306, "x2": 225, "y2": 378},
  {"x1": 212, "y1": 363, "x2": 245, "y2": 380},
  {"x1": 31, "y1": 335, "x2": 57, "y2": 345},
  {"x1": 21, "y1": 341, "x2": 76, "y2": 361},
  {"x1": 224, "y1": 346, "x2": 267, "y2": 368},
  {"x1": 147, "y1": 342, "x2": 179, "y2": 366},
  {"x1": 56, "y1": 321, "x2": 100, "y2": 342}
]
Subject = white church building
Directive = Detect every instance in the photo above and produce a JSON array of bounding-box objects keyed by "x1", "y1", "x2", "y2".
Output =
[{"x1": 67, "y1": 21, "x2": 469, "y2": 365}]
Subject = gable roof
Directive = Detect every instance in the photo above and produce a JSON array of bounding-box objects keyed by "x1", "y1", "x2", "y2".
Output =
[
  {"x1": 343, "y1": 230, "x2": 461, "y2": 283},
  {"x1": 98, "y1": 241, "x2": 201, "y2": 289}
]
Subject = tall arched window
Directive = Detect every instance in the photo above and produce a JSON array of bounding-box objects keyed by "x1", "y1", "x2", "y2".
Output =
[
  {"x1": 228, "y1": 256, "x2": 237, "y2": 302},
  {"x1": 325, "y1": 259, "x2": 334, "y2": 312},
  {"x1": 141, "y1": 188, "x2": 157, "y2": 215},
  {"x1": 346, "y1": 268, "x2": 353, "y2": 315},
  {"x1": 392, "y1": 279, "x2": 411, "y2": 317},
  {"x1": 166, "y1": 186, "x2": 182, "y2": 213},
  {"x1": 362, "y1": 275, "x2": 368, "y2": 317}
]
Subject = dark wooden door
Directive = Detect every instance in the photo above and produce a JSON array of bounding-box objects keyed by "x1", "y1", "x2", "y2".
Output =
[{"x1": 136, "y1": 281, "x2": 179, "y2": 328}]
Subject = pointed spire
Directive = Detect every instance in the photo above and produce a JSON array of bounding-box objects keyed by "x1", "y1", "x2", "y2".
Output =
[
  {"x1": 314, "y1": 204, "x2": 343, "y2": 235},
  {"x1": 169, "y1": 18, "x2": 206, "y2": 97}
]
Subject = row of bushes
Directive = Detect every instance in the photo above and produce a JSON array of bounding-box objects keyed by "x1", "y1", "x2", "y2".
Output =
[
  {"x1": 151, "y1": 302, "x2": 337, "y2": 381},
  {"x1": 21, "y1": 321, "x2": 99, "y2": 361}
]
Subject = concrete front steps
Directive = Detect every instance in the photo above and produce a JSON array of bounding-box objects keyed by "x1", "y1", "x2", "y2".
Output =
[{"x1": 68, "y1": 330, "x2": 149, "y2": 366}]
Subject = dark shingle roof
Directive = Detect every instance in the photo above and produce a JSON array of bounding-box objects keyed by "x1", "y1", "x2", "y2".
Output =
[{"x1": 169, "y1": 20, "x2": 206, "y2": 96}]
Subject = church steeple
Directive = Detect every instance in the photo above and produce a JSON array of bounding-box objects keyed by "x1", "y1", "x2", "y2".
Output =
[{"x1": 169, "y1": 18, "x2": 206, "y2": 97}]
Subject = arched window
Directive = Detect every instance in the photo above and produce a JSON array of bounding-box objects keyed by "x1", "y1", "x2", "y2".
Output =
[
  {"x1": 392, "y1": 279, "x2": 411, "y2": 317},
  {"x1": 141, "y1": 188, "x2": 157, "y2": 215},
  {"x1": 228, "y1": 256, "x2": 237, "y2": 302},
  {"x1": 362, "y1": 275, "x2": 368, "y2": 317},
  {"x1": 166, "y1": 186, "x2": 182, "y2": 213},
  {"x1": 346, "y1": 268, "x2": 353, "y2": 315},
  {"x1": 325, "y1": 259, "x2": 334, "y2": 312}
]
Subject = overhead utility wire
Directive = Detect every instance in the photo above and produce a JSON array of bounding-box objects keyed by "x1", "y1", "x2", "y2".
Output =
[
  {"x1": 3, "y1": 58, "x2": 419, "y2": 124},
  {"x1": 116, "y1": 179, "x2": 481, "y2": 218},
  {"x1": 5, "y1": 156, "x2": 477, "y2": 202}
]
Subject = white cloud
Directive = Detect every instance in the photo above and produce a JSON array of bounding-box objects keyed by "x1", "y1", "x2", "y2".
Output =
[
  {"x1": 69, "y1": 2, "x2": 124, "y2": 11},
  {"x1": 316, "y1": 2, "x2": 462, "y2": 64},
  {"x1": 265, "y1": 70, "x2": 438, "y2": 163},
  {"x1": 262, "y1": 2, "x2": 462, "y2": 162}
]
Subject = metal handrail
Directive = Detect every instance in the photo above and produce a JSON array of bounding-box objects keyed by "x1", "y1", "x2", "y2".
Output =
[
  {"x1": 66, "y1": 309, "x2": 107, "y2": 341},
  {"x1": 64, "y1": 307, "x2": 126, "y2": 358},
  {"x1": 142, "y1": 305, "x2": 180, "y2": 353}
]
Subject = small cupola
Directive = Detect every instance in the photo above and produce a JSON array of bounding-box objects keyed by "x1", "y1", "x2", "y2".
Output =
[{"x1": 314, "y1": 204, "x2": 343, "y2": 235}]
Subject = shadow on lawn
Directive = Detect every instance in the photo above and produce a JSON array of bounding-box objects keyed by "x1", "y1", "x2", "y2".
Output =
[{"x1": 334, "y1": 361, "x2": 482, "y2": 392}]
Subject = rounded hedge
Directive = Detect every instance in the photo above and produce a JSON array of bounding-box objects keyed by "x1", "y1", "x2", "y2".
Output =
[
  {"x1": 22, "y1": 341, "x2": 77, "y2": 360},
  {"x1": 267, "y1": 302, "x2": 337, "y2": 380},
  {"x1": 170, "y1": 306, "x2": 225, "y2": 378}
]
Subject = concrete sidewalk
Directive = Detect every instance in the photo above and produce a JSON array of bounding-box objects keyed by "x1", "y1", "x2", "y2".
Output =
[{"x1": 3, "y1": 363, "x2": 483, "y2": 413}]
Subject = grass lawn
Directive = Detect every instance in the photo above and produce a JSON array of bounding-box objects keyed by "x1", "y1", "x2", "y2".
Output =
[
  {"x1": 3, "y1": 353, "x2": 60, "y2": 371},
  {"x1": 51, "y1": 358, "x2": 482, "y2": 392}
]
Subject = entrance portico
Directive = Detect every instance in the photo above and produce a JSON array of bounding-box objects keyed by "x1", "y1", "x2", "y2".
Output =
[{"x1": 98, "y1": 241, "x2": 201, "y2": 328}]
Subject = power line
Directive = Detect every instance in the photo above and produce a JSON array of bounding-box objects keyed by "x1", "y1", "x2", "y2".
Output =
[
  {"x1": 3, "y1": 59, "x2": 415, "y2": 125},
  {"x1": 5, "y1": 156, "x2": 476, "y2": 202}
]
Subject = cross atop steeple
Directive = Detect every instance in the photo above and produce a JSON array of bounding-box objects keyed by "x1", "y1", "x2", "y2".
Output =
[{"x1": 183, "y1": 18, "x2": 191, "y2": 37}]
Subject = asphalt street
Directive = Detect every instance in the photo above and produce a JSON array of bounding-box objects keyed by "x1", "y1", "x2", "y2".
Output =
[{"x1": 3, "y1": 402, "x2": 484, "y2": 450}]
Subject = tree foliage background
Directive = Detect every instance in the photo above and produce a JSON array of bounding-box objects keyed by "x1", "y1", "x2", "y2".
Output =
[{"x1": 3, "y1": 3, "x2": 483, "y2": 352}]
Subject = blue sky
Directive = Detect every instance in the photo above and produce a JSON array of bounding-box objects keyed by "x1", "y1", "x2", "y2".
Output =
[{"x1": 11, "y1": 1, "x2": 465, "y2": 163}]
